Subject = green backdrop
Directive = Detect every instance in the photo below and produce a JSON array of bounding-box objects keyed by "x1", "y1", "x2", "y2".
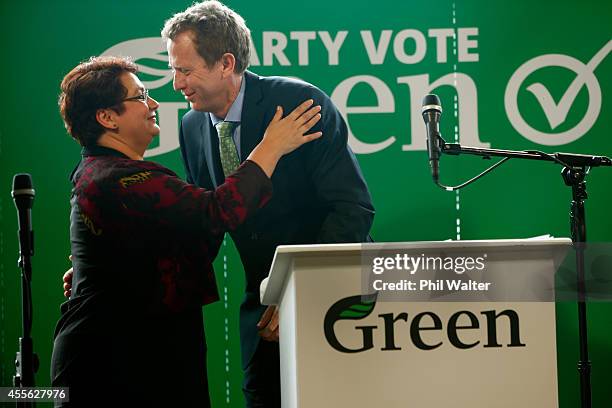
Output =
[{"x1": 0, "y1": 0, "x2": 610, "y2": 406}]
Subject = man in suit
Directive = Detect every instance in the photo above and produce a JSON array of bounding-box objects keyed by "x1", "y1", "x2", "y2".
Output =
[{"x1": 160, "y1": 1, "x2": 374, "y2": 406}]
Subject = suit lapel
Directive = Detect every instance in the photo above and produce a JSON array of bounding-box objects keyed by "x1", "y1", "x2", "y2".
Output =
[
  {"x1": 240, "y1": 71, "x2": 268, "y2": 161},
  {"x1": 200, "y1": 112, "x2": 225, "y2": 188}
]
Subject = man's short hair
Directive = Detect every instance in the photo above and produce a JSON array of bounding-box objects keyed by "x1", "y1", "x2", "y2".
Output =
[
  {"x1": 161, "y1": 0, "x2": 251, "y2": 73},
  {"x1": 59, "y1": 56, "x2": 137, "y2": 147}
]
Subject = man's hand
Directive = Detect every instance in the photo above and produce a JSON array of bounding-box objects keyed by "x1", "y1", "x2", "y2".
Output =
[
  {"x1": 63, "y1": 255, "x2": 73, "y2": 298},
  {"x1": 257, "y1": 305, "x2": 279, "y2": 342}
]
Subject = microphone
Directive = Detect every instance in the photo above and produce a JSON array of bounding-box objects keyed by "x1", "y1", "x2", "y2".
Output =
[
  {"x1": 422, "y1": 94, "x2": 443, "y2": 183},
  {"x1": 12, "y1": 173, "x2": 35, "y2": 258}
]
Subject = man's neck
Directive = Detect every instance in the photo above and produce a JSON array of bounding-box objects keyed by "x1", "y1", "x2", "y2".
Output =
[{"x1": 214, "y1": 74, "x2": 243, "y2": 119}]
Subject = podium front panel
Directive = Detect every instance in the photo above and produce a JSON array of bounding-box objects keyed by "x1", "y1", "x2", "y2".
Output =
[{"x1": 276, "y1": 249, "x2": 559, "y2": 408}]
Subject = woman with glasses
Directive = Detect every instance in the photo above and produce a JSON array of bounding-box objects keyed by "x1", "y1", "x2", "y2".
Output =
[{"x1": 50, "y1": 56, "x2": 321, "y2": 407}]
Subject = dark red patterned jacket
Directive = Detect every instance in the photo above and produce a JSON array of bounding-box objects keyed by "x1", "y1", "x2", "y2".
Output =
[
  {"x1": 68, "y1": 146, "x2": 271, "y2": 311},
  {"x1": 51, "y1": 146, "x2": 272, "y2": 403}
]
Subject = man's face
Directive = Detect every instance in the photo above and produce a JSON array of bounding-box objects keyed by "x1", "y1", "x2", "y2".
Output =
[{"x1": 167, "y1": 31, "x2": 226, "y2": 114}]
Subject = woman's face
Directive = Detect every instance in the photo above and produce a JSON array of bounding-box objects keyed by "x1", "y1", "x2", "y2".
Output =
[{"x1": 114, "y1": 72, "x2": 160, "y2": 148}]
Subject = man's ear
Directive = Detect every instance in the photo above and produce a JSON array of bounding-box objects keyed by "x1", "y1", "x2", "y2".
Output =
[
  {"x1": 220, "y1": 53, "x2": 236, "y2": 77},
  {"x1": 96, "y1": 108, "x2": 118, "y2": 130}
]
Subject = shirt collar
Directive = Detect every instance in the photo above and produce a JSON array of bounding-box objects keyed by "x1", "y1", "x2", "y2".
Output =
[{"x1": 210, "y1": 74, "x2": 246, "y2": 126}]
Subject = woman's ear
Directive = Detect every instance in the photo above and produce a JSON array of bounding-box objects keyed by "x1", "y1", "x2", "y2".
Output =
[{"x1": 96, "y1": 108, "x2": 118, "y2": 130}]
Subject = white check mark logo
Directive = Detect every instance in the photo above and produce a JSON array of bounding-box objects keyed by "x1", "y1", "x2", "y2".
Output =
[{"x1": 526, "y1": 40, "x2": 611, "y2": 130}]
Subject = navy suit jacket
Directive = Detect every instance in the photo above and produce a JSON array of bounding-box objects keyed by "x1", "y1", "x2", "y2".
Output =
[{"x1": 178, "y1": 70, "x2": 375, "y2": 368}]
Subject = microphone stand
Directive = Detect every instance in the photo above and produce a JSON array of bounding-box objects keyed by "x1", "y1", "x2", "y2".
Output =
[
  {"x1": 14, "y1": 217, "x2": 38, "y2": 407},
  {"x1": 437, "y1": 138, "x2": 611, "y2": 408}
]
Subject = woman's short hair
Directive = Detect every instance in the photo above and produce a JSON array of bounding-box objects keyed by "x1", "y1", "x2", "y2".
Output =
[{"x1": 59, "y1": 56, "x2": 137, "y2": 146}]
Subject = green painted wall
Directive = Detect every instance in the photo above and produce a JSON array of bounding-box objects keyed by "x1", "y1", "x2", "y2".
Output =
[{"x1": 0, "y1": 0, "x2": 610, "y2": 406}]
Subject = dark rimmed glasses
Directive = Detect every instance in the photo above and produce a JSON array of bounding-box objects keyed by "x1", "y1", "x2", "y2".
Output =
[{"x1": 122, "y1": 88, "x2": 149, "y2": 103}]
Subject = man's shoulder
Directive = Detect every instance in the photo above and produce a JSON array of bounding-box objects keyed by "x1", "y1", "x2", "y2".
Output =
[
  {"x1": 259, "y1": 73, "x2": 314, "y2": 89},
  {"x1": 247, "y1": 71, "x2": 328, "y2": 100}
]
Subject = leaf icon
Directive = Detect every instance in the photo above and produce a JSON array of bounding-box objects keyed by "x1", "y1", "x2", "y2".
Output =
[
  {"x1": 100, "y1": 37, "x2": 172, "y2": 89},
  {"x1": 328, "y1": 293, "x2": 377, "y2": 320}
]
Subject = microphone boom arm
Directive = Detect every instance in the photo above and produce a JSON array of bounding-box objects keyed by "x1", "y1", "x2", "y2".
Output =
[{"x1": 433, "y1": 135, "x2": 610, "y2": 408}]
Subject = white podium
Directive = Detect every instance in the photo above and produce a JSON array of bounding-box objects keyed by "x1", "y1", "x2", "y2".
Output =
[{"x1": 261, "y1": 239, "x2": 571, "y2": 408}]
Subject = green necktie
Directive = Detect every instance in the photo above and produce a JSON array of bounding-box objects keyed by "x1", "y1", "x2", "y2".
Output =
[{"x1": 215, "y1": 121, "x2": 240, "y2": 177}]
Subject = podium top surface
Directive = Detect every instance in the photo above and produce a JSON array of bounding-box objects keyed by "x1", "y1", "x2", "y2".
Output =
[{"x1": 260, "y1": 238, "x2": 572, "y2": 304}]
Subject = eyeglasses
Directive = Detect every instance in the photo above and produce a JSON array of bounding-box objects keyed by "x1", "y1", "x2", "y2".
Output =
[{"x1": 122, "y1": 88, "x2": 149, "y2": 103}]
